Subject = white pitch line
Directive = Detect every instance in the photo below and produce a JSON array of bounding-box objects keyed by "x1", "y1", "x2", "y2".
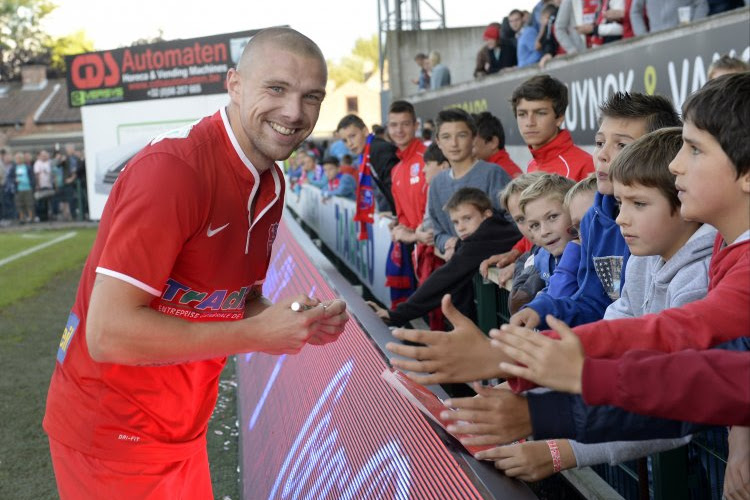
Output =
[{"x1": 0, "y1": 231, "x2": 77, "y2": 268}]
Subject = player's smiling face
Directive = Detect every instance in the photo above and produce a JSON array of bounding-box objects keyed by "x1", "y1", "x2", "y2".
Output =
[{"x1": 228, "y1": 44, "x2": 327, "y2": 169}]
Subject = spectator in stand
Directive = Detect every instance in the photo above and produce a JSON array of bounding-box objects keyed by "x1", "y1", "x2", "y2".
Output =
[
  {"x1": 474, "y1": 23, "x2": 517, "y2": 79},
  {"x1": 501, "y1": 9, "x2": 525, "y2": 52},
  {"x1": 555, "y1": 0, "x2": 601, "y2": 54},
  {"x1": 517, "y1": 14, "x2": 544, "y2": 67},
  {"x1": 536, "y1": 3, "x2": 561, "y2": 69},
  {"x1": 428, "y1": 109, "x2": 515, "y2": 261},
  {"x1": 320, "y1": 157, "x2": 356, "y2": 201},
  {"x1": 630, "y1": 0, "x2": 708, "y2": 36},
  {"x1": 421, "y1": 128, "x2": 433, "y2": 146},
  {"x1": 512, "y1": 74, "x2": 594, "y2": 181},
  {"x1": 428, "y1": 51, "x2": 451, "y2": 90},
  {"x1": 413, "y1": 143, "x2": 450, "y2": 329},
  {"x1": 339, "y1": 154, "x2": 357, "y2": 178},
  {"x1": 385, "y1": 100, "x2": 428, "y2": 308},
  {"x1": 412, "y1": 53, "x2": 431, "y2": 91},
  {"x1": 473, "y1": 111, "x2": 523, "y2": 179},
  {"x1": 372, "y1": 124, "x2": 386, "y2": 140},
  {"x1": 587, "y1": 0, "x2": 635, "y2": 45},
  {"x1": 325, "y1": 134, "x2": 351, "y2": 162},
  {"x1": 337, "y1": 114, "x2": 399, "y2": 215},
  {"x1": 518, "y1": 174, "x2": 577, "y2": 293},
  {"x1": 367, "y1": 188, "x2": 520, "y2": 326},
  {"x1": 707, "y1": 54, "x2": 750, "y2": 80},
  {"x1": 10, "y1": 152, "x2": 35, "y2": 224},
  {"x1": 297, "y1": 150, "x2": 327, "y2": 191}
]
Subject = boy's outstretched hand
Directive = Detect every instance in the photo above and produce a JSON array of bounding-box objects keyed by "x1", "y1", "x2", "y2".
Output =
[
  {"x1": 491, "y1": 315, "x2": 585, "y2": 394},
  {"x1": 440, "y1": 384, "x2": 532, "y2": 447},
  {"x1": 385, "y1": 294, "x2": 508, "y2": 385}
]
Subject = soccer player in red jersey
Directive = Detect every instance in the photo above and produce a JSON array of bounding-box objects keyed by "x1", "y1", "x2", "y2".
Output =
[{"x1": 44, "y1": 28, "x2": 349, "y2": 499}]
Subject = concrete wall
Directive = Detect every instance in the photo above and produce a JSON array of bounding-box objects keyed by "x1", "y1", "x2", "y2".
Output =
[{"x1": 386, "y1": 26, "x2": 485, "y2": 100}]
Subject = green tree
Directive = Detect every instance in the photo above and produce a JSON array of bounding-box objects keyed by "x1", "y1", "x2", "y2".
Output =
[
  {"x1": 0, "y1": 0, "x2": 57, "y2": 81},
  {"x1": 327, "y1": 34, "x2": 378, "y2": 89},
  {"x1": 48, "y1": 29, "x2": 94, "y2": 77}
]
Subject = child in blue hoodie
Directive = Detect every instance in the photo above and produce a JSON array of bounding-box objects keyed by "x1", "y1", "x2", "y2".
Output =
[{"x1": 510, "y1": 92, "x2": 682, "y2": 330}]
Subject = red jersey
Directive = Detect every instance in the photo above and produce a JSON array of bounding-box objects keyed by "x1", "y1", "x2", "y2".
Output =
[
  {"x1": 487, "y1": 149, "x2": 523, "y2": 179},
  {"x1": 44, "y1": 108, "x2": 285, "y2": 462},
  {"x1": 391, "y1": 138, "x2": 427, "y2": 230},
  {"x1": 527, "y1": 129, "x2": 594, "y2": 181},
  {"x1": 340, "y1": 164, "x2": 357, "y2": 178}
]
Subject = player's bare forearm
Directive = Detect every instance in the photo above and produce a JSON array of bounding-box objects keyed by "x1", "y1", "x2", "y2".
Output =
[{"x1": 86, "y1": 275, "x2": 345, "y2": 365}]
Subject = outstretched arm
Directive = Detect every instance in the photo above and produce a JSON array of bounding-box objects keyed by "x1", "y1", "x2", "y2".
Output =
[{"x1": 87, "y1": 274, "x2": 349, "y2": 365}]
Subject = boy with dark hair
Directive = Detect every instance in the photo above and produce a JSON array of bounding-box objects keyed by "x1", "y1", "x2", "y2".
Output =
[
  {"x1": 385, "y1": 99, "x2": 427, "y2": 307},
  {"x1": 321, "y1": 156, "x2": 356, "y2": 201},
  {"x1": 339, "y1": 154, "x2": 356, "y2": 178},
  {"x1": 512, "y1": 91, "x2": 681, "y2": 330},
  {"x1": 429, "y1": 109, "x2": 516, "y2": 261},
  {"x1": 336, "y1": 113, "x2": 399, "y2": 229},
  {"x1": 511, "y1": 74, "x2": 594, "y2": 181},
  {"x1": 367, "y1": 187, "x2": 520, "y2": 326},
  {"x1": 473, "y1": 111, "x2": 523, "y2": 179}
]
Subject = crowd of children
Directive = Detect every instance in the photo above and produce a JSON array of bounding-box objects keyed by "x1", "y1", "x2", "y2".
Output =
[{"x1": 348, "y1": 71, "x2": 749, "y2": 498}]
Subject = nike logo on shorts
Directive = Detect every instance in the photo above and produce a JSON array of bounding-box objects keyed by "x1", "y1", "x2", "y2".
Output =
[{"x1": 207, "y1": 223, "x2": 230, "y2": 237}]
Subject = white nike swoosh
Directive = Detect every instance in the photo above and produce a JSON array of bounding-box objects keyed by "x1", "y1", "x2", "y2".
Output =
[{"x1": 207, "y1": 223, "x2": 230, "y2": 237}]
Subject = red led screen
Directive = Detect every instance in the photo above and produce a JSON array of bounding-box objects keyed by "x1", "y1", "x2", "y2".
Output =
[{"x1": 237, "y1": 216, "x2": 485, "y2": 499}]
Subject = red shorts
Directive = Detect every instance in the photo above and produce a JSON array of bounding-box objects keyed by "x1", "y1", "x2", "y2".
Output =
[{"x1": 48, "y1": 437, "x2": 213, "y2": 500}]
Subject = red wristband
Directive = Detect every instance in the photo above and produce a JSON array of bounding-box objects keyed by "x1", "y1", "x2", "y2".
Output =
[{"x1": 546, "y1": 440, "x2": 562, "y2": 473}]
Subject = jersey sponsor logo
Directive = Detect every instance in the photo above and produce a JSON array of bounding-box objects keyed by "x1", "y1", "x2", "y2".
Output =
[
  {"x1": 409, "y1": 162, "x2": 420, "y2": 177},
  {"x1": 207, "y1": 222, "x2": 230, "y2": 237},
  {"x1": 56, "y1": 312, "x2": 80, "y2": 363},
  {"x1": 160, "y1": 278, "x2": 250, "y2": 312}
]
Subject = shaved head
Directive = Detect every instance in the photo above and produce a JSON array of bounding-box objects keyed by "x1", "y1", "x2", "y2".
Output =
[{"x1": 237, "y1": 27, "x2": 327, "y2": 80}]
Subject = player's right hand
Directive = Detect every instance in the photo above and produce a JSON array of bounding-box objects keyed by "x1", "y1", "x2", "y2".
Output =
[{"x1": 252, "y1": 295, "x2": 329, "y2": 355}]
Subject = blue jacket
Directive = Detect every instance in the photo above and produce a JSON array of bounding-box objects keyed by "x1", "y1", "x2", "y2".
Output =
[
  {"x1": 547, "y1": 241, "x2": 581, "y2": 298},
  {"x1": 321, "y1": 173, "x2": 356, "y2": 200},
  {"x1": 534, "y1": 248, "x2": 557, "y2": 287},
  {"x1": 523, "y1": 192, "x2": 630, "y2": 329},
  {"x1": 517, "y1": 26, "x2": 542, "y2": 67}
]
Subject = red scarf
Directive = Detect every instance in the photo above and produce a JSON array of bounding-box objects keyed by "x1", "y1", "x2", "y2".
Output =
[{"x1": 353, "y1": 135, "x2": 374, "y2": 241}]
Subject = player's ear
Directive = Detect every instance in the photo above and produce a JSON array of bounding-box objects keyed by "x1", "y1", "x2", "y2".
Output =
[{"x1": 226, "y1": 68, "x2": 242, "y2": 101}]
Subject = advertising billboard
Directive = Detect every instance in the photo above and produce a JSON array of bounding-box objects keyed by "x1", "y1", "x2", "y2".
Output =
[{"x1": 65, "y1": 30, "x2": 258, "y2": 107}]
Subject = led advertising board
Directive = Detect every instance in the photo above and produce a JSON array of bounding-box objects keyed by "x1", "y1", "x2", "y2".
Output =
[{"x1": 237, "y1": 215, "x2": 534, "y2": 499}]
